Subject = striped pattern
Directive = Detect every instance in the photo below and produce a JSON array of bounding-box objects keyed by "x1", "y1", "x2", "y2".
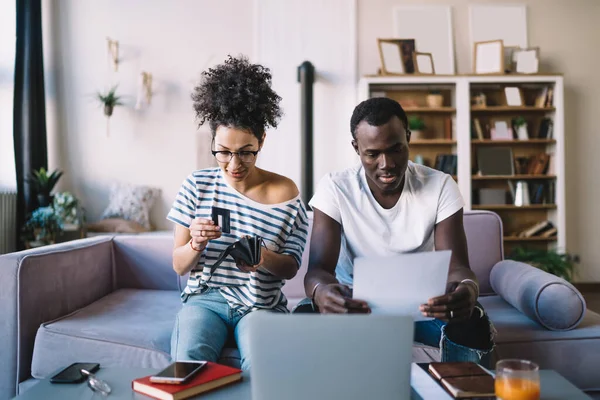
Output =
[{"x1": 167, "y1": 168, "x2": 309, "y2": 313}]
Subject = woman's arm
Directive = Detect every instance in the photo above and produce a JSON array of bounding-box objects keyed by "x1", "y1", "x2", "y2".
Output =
[
  {"x1": 259, "y1": 250, "x2": 298, "y2": 280},
  {"x1": 172, "y1": 218, "x2": 221, "y2": 276}
]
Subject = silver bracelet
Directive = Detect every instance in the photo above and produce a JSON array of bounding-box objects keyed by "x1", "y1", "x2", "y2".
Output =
[
  {"x1": 460, "y1": 279, "x2": 480, "y2": 299},
  {"x1": 310, "y1": 282, "x2": 322, "y2": 300}
]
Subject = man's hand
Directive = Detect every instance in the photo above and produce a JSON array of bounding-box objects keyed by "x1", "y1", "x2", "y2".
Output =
[
  {"x1": 235, "y1": 251, "x2": 264, "y2": 273},
  {"x1": 313, "y1": 283, "x2": 370, "y2": 314},
  {"x1": 420, "y1": 282, "x2": 477, "y2": 322}
]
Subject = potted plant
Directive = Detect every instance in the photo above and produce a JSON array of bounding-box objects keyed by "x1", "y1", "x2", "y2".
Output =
[
  {"x1": 26, "y1": 167, "x2": 63, "y2": 207},
  {"x1": 21, "y1": 206, "x2": 64, "y2": 248},
  {"x1": 426, "y1": 90, "x2": 444, "y2": 108},
  {"x1": 408, "y1": 115, "x2": 427, "y2": 140},
  {"x1": 96, "y1": 85, "x2": 124, "y2": 117},
  {"x1": 513, "y1": 116, "x2": 528, "y2": 140},
  {"x1": 508, "y1": 246, "x2": 576, "y2": 282}
]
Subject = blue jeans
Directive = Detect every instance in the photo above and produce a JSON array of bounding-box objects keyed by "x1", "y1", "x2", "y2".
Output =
[
  {"x1": 170, "y1": 289, "x2": 278, "y2": 370},
  {"x1": 293, "y1": 299, "x2": 495, "y2": 368}
]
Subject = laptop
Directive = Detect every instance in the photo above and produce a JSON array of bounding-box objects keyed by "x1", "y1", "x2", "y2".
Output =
[
  {"x1": 249, "y1": 313, "x2": 414, "y2": 400},
  {"x1": 353, "y1": 250, "x2": 452, "y2": 321}
]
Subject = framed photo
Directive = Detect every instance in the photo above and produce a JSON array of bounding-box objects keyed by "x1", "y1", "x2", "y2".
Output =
[
  {"x1": 514, "y1": 47, "x2": 540, "y2": 74},
  {"x1": 490, "y1": 118, "x2": 514, "y2": 140},
  {"x1": 413, "y1": 52, "x2": 435, "y2": 74},
  {"x1": 504, "y1": 87, "x2": 524, "y2": 106},
  {"x1": 377, "y1": 38, "x2": 416, "y2": 75},
  {"x1": 473, "y1": 40, "x2": 504, "y2": 74}
]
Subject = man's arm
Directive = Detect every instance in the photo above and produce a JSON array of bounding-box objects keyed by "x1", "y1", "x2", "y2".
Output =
[
  {"x1": 420, "y1": 208, "x2": 479, "y2": 321},
  {"x1": 304, "y1": 208, "x2": 368, "y2": 313}
]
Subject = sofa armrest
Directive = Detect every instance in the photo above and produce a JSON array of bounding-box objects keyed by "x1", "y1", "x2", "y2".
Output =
[{"x1": 0, "y1": 236, "x2": 115, "y2": 398}]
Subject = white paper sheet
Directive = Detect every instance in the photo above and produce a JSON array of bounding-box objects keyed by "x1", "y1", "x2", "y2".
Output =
[{"x1": 353, "y1": 250, "x2": 451, "y2": 321}]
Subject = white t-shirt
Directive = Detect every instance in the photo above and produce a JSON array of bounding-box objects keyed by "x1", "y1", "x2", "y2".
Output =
[{"x1": 308, "y1": 161, "x2": 464, "y2": 286}]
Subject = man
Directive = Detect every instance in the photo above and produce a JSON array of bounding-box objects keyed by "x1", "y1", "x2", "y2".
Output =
[{"x1": 297, "y1": 97, "x2": 494, "y2": 366}]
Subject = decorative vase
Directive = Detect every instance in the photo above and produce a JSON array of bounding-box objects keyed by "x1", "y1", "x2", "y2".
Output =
[
  {"x1": 516, "y1": 125, "x2": 529, "y2": 140},
  {"x1": 411, "y1": 130, "x2": 426, "y2": 140},
  {"x1": 426, "y1": 94, "x2": 443, "y2": 108}
]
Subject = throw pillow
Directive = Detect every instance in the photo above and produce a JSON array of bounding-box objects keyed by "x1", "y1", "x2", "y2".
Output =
[
  {"x1": 490, "y1": 260, "x2": 586, "y2": 331},
  {"x1": 100, "y1": 183, "x2": 161, "y2": 230}
]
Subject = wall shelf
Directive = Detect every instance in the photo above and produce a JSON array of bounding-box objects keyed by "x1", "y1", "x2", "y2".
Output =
[
  {"x1": 404, "y1": 107, "x2": 456, "y2": 113},
  {"x1": 471, "y1": 139, "x2": 556, "y2": 145},
  {"x1": 471, "y1": 106, "x2": 555, "y2": 113}
]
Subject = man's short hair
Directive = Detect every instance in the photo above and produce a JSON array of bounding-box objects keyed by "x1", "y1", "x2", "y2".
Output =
[{"x1": 350, "y1": 97, "x2": 408, "y2": 138}]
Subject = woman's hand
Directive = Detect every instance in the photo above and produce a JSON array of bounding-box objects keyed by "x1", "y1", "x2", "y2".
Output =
[{"x1": 189, "y1": 218, "x2": 221, "y2": 250}]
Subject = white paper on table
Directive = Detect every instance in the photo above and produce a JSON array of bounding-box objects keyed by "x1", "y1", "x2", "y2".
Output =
[{"x1": 353, "y1": 250, "x2": 451, "y2": 321}]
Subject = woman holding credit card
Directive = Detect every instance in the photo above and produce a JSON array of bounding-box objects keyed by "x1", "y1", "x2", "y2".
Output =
[{"x1": 167, "y1": 55, "x2": 309, "y2": 371}]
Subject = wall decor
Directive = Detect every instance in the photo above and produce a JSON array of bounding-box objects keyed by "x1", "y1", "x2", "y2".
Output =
[
  {"x1": 393, "y1": 5, "x2": 455, "y2": 74},
  {"x1": 474, "y1": 40, "x2": 504, "y2": 75},
  {"x1": 413, "y1": 52, "x2": 435, "y2": 75},
  {"x1": 106, "y1": 37, "x2": 119, "y2": 72}
]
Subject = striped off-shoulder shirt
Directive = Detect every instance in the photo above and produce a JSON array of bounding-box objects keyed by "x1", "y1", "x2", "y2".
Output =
[{"x1": 167, "y1": 168, "x2": 309, "y2": 313}]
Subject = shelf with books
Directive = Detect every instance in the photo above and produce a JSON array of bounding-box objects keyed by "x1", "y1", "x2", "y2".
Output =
[
  {"x1": 471, "y1": 139, "x2": 556, "y2": 145},
  {"x1": 472, "y1": 175, "x2": 556, "y2": 180},
  {"x1": 358, "y1": 75, "x2": 565, "y2": 252},
  {"x1": 471, "y1": 106, "x2": 555, "y2": 113}
]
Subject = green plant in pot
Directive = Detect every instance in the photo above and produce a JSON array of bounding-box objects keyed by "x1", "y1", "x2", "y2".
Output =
[
  {"x1": 26, "y1": 167, "x2": 63, "y2": 207},
  {"x1": 21, "y1": 206, "x2": 64, "y2": 248},
  {"x1": 96, "y1": 85, "x2": 124, "y2": 117},
  {"x1": 509, "y1": 246, "x2": 576, "y2": 282},
  {"x1": 513, "y1": 116, "x2": 528, "y2": 140},
  {"x1": 408, "y1": 115, "x2": 427, "y2": 140}
]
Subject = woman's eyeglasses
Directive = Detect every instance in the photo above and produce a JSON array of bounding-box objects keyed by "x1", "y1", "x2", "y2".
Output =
[
  {"x1": 81, "y1": 369, "x2": 112, "y2": 397},
  {"x1": 211, "y1": 150, "x2": 259, "y2": 163}
]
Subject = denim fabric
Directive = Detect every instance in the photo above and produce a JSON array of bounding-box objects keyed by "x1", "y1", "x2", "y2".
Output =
[
  {"x1": 293, "y1": 299, "x2": 495, "y2": 368},
  {"x1": 170, "y1": 289, "x2": 280, "y2": 370}
]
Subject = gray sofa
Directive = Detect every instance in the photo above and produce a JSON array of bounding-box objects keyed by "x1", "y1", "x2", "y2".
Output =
[{"x1": 1, "y1": 210, "x2": 600, "y2": 399}]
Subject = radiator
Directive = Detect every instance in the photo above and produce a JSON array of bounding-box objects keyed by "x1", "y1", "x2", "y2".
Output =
[{"x1": 0, "y1": 191, "x2": 17, "y2": 254}]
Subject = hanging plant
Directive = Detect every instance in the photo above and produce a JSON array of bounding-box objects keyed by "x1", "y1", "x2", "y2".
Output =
[{"x1": 96, "y1": 85, "x2": 123, "y2": 116}]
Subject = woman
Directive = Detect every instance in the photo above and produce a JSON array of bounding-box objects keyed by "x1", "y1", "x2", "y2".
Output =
[{"x1": 167, "y1": 55, "x2": 308, "y2": 371}]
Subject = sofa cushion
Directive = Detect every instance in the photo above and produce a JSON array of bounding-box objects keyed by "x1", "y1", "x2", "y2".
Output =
[
  {"x1": 31, "y1": 289, "x2": 181, "y2": 379},
  {"x1": 490, "y1": 260, "x2": 586, "y2": 331}
]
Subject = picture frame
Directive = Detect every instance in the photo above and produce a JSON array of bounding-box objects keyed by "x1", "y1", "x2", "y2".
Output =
[
  {"x1": 473, "y1": 40, "x2": 504, "y2": 75},
  {"x1": 490, "y1": 118, "x2": 514, "y2": 140},
  {"x1": 504, "y1": 87, "x2": 524, "y2": 106},
  {"x1": 503, "y1": 46, "x2": 519, "y2": 73},
  {"x1": 377, "y1": 38, "x2": 416, "y2": 75},
  {"x1": 514, "y1": 47, "x2": 540, "y2": 74},
  {"x1": 413, "y1": 52, "x2": 435, "y2": 74}
]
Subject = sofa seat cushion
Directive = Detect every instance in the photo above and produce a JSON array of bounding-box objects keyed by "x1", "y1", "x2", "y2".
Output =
[
  {"x1": 480, "y1": 295, "x2": 600, "y2": 343},
  {"x1": 31, "y1": 289, "x2": 181, "y2": 379}
]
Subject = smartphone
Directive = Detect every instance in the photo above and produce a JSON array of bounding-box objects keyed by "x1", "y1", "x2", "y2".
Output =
[
  {"x1": 50, "y1": 362, "x2": 100, "y2": 383},
  {"x1": 149, "y1": 361, "x2": 207, "y2": 384}
]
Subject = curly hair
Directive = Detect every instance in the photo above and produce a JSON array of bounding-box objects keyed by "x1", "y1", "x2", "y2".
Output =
[
  {"x1": 192, "y1": 55, "x2": 283, "y2": 142},
  {"x1": 350, "y1": 97, "x2": 408, "y2": 138}
]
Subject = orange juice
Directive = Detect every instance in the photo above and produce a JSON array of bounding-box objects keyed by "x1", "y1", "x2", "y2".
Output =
[{"x1": 495, "y1": 377, "x2": 541, "y2": 400}]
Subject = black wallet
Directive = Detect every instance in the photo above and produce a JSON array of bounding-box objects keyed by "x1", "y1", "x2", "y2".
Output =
[{"x1": 210, "y1": 235, "x2": 263, "y2": 273}]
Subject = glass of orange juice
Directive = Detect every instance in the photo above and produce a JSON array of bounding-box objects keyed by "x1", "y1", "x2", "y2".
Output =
[{"x1": 495, "y1": 359, "x2": 540, "y2": 400}]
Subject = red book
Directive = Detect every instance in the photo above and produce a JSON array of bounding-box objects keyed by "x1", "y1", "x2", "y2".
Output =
[{"x1": 132, "y1": 362, "x2": 242, "y2": 400}]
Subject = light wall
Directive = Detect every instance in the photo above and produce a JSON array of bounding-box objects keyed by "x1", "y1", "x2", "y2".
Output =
[
  {"x1": 41, "y1": 0, "x2": 600, "y2": 281},
  {"x1": 358, "y1": 0, "x2": 600, "y2": 282},
  {"x1": 0, "y1": 0, "x2": 16, "y2": 191}
]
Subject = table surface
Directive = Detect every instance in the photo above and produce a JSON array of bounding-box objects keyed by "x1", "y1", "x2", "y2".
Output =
[{"x1": 13, "y1": 365, "x2": 591, "y2": 400}]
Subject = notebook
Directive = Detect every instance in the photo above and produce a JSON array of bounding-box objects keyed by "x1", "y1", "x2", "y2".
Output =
[
  {"x1": 428, "y1": 362, "x2": 495, "y2": 399},
  {"x1": 132, "y1": 362, "x2": 242, "y2": 400}
]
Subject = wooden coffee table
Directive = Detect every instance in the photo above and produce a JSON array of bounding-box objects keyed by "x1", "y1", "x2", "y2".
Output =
[{"x1": 13, "y1": 364, "x2": 591, "y2": 399}]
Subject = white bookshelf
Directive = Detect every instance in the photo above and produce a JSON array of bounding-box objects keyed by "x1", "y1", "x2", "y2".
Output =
[{"x1": 358, "y1": 75, "x2": 565, "y2": 252}]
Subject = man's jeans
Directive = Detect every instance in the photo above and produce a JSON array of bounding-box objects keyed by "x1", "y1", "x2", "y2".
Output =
[
  {"x1": 170, "y1": 289, "x2": 279, "y2": 370},
  {"x1": 293, "y1": 299, "x2": 496, "y2": 368}
]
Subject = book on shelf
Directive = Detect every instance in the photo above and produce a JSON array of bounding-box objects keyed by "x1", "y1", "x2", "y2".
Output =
[
  {"x1": 132, "y1": 362, "x2": 242, "y2": 400},
  {"x1": 518, "y1": 220, "x2": 554, "y2": 238},
  {"x1": 434, "y1": 154, "x2": 457, "y2": 175}
]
